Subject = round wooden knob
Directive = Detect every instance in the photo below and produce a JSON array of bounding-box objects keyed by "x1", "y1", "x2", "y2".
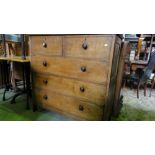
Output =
[
  {"x1": 80, "y1": 86, "x2": 85, "y2": 92},
  {"x1": 82, "y1": 42, "x2": 88, "y2": 50},
  {"x1": 43, "y1": 95, "x2": 48, "y2": 100},
  {"x1": 42, "y1": 42, "x2": 47, "y2": 48},
  {"x1": 43, "y1": 80, "x2": 48, "y2": 85},
  {"x1": 81, "y1": 66, "x2": 86, "y2": 72},
  {"x1": 79, "y1": 105, "x2": 84, "y2": 111},
  {"x1": 43, "y1": 61, "x2": 47, "y2": 67}
]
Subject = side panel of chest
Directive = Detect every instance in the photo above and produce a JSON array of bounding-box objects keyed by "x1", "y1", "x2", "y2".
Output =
[{"x1": 103, "y1": 36, "x2": 122, "y2": 120}]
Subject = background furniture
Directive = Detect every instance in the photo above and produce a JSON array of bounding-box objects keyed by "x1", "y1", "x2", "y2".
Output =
[
  {"x1": 137, "y1": 63, "x2": 155, "y2": 98},
  {"x1": 0, "y1": 57, "x2": 4, "y2": 88},
  {"x1": 0, "y1": 34, "x2": 31, "y2": 109},
  {"x1": 30, "y1": 35, "x2": 123, "y2": 120},
  {"x1": 0, "y1": 43, "x2": 3, "y2": 87},
  {"x1": 124, "y1": 35, "x2": 155, "y2": 89},
  {"x1": 150, "y1": 73, "x2": 155, "y2": 97}
]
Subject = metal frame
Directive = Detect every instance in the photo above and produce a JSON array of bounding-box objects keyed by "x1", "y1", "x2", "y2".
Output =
[{"x1": 0, "y1": 34, "x2": 33, "y2": 110}]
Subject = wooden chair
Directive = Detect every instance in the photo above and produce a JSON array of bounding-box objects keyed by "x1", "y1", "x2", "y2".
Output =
[
  {"x1": 122, "y1": 42, "x2": 132, "y2": 87},
  {"x1": 137, "y1": 65, "x2": 155, "y2": 98},
  {"x1": 136, "y1": 34, "x2": 155, "y2": 98},
  {"x1": 149, "y1": 73, "x2": 155, "y2": 97}
]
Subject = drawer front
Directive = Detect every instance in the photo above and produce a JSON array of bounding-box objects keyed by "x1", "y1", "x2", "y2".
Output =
[
  {"x1": 31, "y1": 56, "x2": 109, "y2": 84},
  {"x1": 30, "y1": 36, "x2": 62, "y2": 56},
  {"x1": 63, "y1": 35, "x2": 113, "y2": 60},
  {"x1": 33, "y1": 89, "x2": 103, "y2": 120},
  {"x1": 32, "y1": 73, "x2": 106, "y2": 106}
]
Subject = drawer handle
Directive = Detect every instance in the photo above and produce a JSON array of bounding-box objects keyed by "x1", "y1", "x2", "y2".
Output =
[
  {"x1": 79, "y1": 105, "x2": 84, "y2": 111},
  {"x1": 43, "y1": 80, "x2": 48, "y2": 85},
  {"x1": 80, "y1": 86, "x2": 85, "y2": 92},
  {"x1": 43, "y1": 61, "x2": 47, "y2": 67},
  {"x1": 43, "y1": 95, "x2": 48, "y2": 100},
  {"x1": 42, "y1": 42, "x2": 47, "y2": 48},
  {"x1": 82, "y1": 42, "x2": 88, "y2": 50},
  {"x1": 81, "y1": 66, "x2": 86, "y2": 72}
]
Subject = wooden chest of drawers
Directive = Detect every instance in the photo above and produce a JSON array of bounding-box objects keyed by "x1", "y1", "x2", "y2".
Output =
[{"x1": 30, "y1": 35, "x2": 122, "y2": 120}]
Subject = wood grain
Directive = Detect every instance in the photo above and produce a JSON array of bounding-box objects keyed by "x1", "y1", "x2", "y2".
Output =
[
  {"x1": 103, "y1": 36, "x2": 122, "y2": 120},
  {"x1": 113, "y1": 41, "x2": 129, "y2": 116},
  {"x1": 63, "y1": 35, "x2": 112, "y2": 61},
  {"x1": 31, "y1": 56, "x2": 109, "y2": 84},
  {"x1": 30, "y1": 36, "x2": 62, "y2": 56},
  {"x1": 32, "y1": 73, "x2": 106, "y2": 106},
  {"x1": 30, "y1": 35, "x2": 122, "y2": 120},
  {"x1": 34, "y1": 88, "x2": 103, "y2": 120}
]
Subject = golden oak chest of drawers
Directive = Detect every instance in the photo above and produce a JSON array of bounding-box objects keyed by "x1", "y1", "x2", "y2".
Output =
[{"x1": 30, "y1": 35, "x2": 122, "y2": 120}]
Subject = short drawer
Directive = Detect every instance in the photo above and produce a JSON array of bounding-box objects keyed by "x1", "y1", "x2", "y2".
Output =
[
  {"x1": 31, "y1": 56, "x2": 109, "y2": 84},
  {"x1": 30, "y1": 36, "x2": 62, "y2": 56},
  {"x1": 33, "y1": 89, "x2": 104, "y2": 120},
  {"x1": 32, "y1": 73, "x2": 107, "y2": 106},
  {"x1": 63, "y1": 35, "x2": 113, "y2": 60}
]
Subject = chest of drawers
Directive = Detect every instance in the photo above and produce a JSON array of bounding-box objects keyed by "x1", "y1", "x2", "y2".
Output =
[{"x1": 30, "y1": 35, "x2": 122, "y2": 120}]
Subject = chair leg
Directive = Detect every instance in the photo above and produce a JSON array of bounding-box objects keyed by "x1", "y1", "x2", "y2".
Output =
[
  {"x1": 137, "y1": 84, "x2": 140, "y2": 99},
  {"x1": 144, "y1": 82, "x2": 147, "y2": 96},
  {"x1": 123, "y1": 79, "x2": 126, "y2": 88},
  {"x1": 2, "y1": 88, "x2": 7, "y2": 101},
  {"x1": 150, "y1": 79, "x2": 155, "y2": 97}
]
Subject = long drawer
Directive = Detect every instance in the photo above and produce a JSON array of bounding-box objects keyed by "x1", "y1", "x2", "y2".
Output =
[
  {"x1": 33, "y1": 89, "x2": 103, "y2": 120},
  {"x1": 63, "y1": 35, "x2": 113, "y2": 60},
  {"x1": 31, "y1": 56, "x2": 109, "y2": 84},
  {"x1": 32, "y1": 73, "x2": 106, "y2": 106},
  {"x1": 30, "y1": 36, "x2": 62, "y2": 56}
]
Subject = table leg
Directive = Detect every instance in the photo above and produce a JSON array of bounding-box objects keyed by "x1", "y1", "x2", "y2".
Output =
[
  {"x1": 144, "y1": 82, "x2": 147, "y2": 96},
  {"x1": 137, "y1": 84, "x2": 140, "y2": 98},
  {"x1": 150, "y1": 78, "x2": 155, "y2": 97},
  {"x1": 10, "y1": 62, "x2": 32, "y2": 110},
  {"x1": 11, "y1": 92, "x2": 24, "y2": 104},
  {"x1": 2, "y1": 60, "x2": 10, "y2": 101},
  {"x1": 25, "y1": 62, "x2": 30, "y2": 110}
]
